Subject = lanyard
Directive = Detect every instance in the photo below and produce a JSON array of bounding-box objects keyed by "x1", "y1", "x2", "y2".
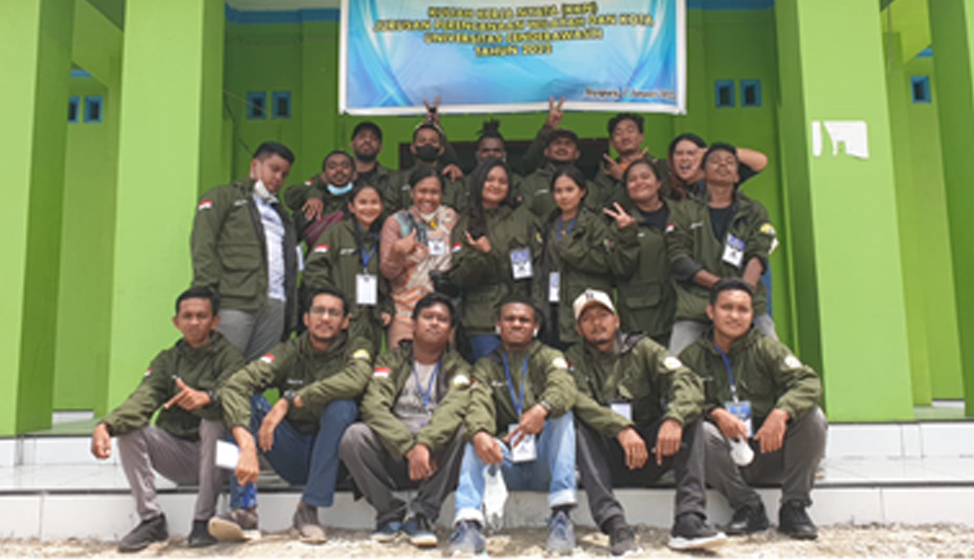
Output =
[
  {"x1": 354, "y1": 221, "x2": 377, "y2": 269},
  {"x1": 413, "y1": 360, "x2": 440, "y2": 411},
  {"x1": 502, "y1": 352, "x2": 529, "y2": 416},
  {"x1": 556, "y1": 215, "x2": 577, "y2": 241},
  {"x1": 713, "y1": 344, "x2": 738, "y2": 403}
]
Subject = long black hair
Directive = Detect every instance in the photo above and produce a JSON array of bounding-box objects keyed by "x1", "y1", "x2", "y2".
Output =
[{"x1": 466, "y1": 158, "x2": 516, "y2": 238}]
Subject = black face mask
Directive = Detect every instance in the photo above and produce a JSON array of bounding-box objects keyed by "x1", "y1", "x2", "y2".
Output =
[{"x1": 414, "y1": 144, "x2": 440, "y2": 163}]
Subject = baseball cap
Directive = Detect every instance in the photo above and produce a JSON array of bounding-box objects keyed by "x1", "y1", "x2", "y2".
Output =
[{"x1": 573, "y1": 289, "x2": 616, "y2": 321}]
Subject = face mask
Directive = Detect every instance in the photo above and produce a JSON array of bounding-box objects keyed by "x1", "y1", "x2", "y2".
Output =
[
  {"x1": 415, "y1": 144, "x2": 440, "y2": 163},
  {"x1": 327, "y1": 183, "x2": 353, "y2": 196}
]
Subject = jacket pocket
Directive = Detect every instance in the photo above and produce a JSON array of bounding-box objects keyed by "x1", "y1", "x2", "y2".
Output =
[
  {"x1": 219, "y1": 243, "x2": 262, "y2": 298},
  {"x1": 622, "y1": 281, "x2": 662, "y2": 309}
]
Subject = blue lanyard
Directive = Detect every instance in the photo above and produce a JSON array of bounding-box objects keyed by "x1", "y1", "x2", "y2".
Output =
[
  {"x1": 713, "y1": 344, "x2": 739, "y2": 402},
  {"x1": 354, "y1": 222, "x2": 376, "y2": 269},
  {"x1": 413, "y1": 361, "x2": 440, "y2": 411},
  {"x1": 502, "y1": 352, "x2": 529, "y2": 416},
  {"x1": 556, "y1": 215, "x2": 577, "y2": 241}
]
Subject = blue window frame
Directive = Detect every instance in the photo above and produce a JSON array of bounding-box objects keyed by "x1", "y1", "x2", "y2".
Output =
[
  {"x1": 84, "y1": 95, "x2": 103, "y2": 123},
  {"x1": 715, "y1": 80, "x2": 735, "y2": 108},
  {"x1": 740, "y1": 80, "x2": 762, "y2": 108},
  {"x1": 68, "y1": 96, "x2": 80, "y2": 123},
  {"x1": 272, "y1": 91, "x2": 292, "y2": 119},
  {"x1": 247, "y1": 91, "x2": 267, "y2": 119},
  {"x1": 911, "y1": 76, "x2": 931, "y2": 103}
]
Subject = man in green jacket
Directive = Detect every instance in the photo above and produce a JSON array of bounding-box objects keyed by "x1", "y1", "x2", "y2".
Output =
[
  {"x1": 349, "y1": 121, "x2": 393, "y2": 193},
  {"x1": 518, "y1": 129, "x2": 585, "y2": 219},
  {"x1": 385, "y1": 123, "x2": 466, "y2": 214},
  {"x1": 679, "y1": 279, "x2": 826, "y2": 540},
  {"x1": 90, "y1": 288, "x2": 244, "y2": 552},
  {"x1": 191, "y1": 141, "x2": 299, "y2": 361},
  {"x1": 568, "y1": 289, "x2": 725, "y2": 555},
  {"x1": 283, "y1": 150, "x2": 358, "y2": 249},
  {"x1": 210, "y1": 287, "x2": 374, "y2": 544},
  {"x1": 665, "y1": 143, "x2": 778, "y2": 355},
  {"x1": 448, "y1": 296, "x2": 578, "y2": 556},
  {"x1": 340, "y1": 293, "x2": 471, "y2": 548},
  {"x1": 589, "y1": 113, "x2": 658, "y2": 211}
]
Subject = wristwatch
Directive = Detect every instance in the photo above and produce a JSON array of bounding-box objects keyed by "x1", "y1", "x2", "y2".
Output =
[{"x1": 283, "y1": 390, "x2": 299, "y2": 407}]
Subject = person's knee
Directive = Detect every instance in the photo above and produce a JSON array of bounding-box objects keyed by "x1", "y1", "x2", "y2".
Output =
[
  {"x1": 338, "y1": 422, "x2": 370, "y2": 458},
  {"x1": 321, "y1": 399, "x2": 358, "y2": 426}
]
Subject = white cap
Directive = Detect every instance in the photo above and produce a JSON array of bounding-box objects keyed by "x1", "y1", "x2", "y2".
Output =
[{"x1": 573, "y1": 289, "x2": 616, "y2": 321}]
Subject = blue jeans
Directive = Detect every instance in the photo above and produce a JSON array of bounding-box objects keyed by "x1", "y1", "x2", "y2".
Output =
[
  {"x1": 453, "y1": 411, "x2": 577, "y2": 525},
  {"x1": 230, "y1": 393, "x2": 358, "y2": 509},
  {"x1": 468, "y1": 335, "x2": 502, "y2": 362}
]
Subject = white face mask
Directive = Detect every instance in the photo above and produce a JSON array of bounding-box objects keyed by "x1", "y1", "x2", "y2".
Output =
[{"x1": 251, "y1": 163, "x2": 275, "y2": 203}]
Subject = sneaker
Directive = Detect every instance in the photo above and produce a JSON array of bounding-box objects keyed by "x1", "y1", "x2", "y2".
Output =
[
  {"x1": 447, "y1": 520, "x2": 485, "y2": 556},
  {"x1": 725, "y1": 503, "x2": 770, "y2": 536},
  {"x1": 402, "y1": 514, "x2": 438, "y2": 548},
  {"x1": 546, "y1": 509, "x2": 575, "y2": 556},
  {"x1": 208, "y1": 509, "x2": 259, "y2": 543},
  {"x1": 293, "y1": 503, "x2": 327, "y2": 544},
  {"x1": 118, "y1": 513, "x2": 168, "y2": 552},
  {"x1": 778, "y1": 501, "x2": 818, "y2": 540},
  {"x1": 371, "y1": 519, "x2": 402, "y2": 543},
  {"x1": 187, "y1": 519, "x2": 216, "y2": 548},
  {"x1": 668, "y1": 512, "x2": 727, "y2": 551},
  {"x1": 605, "y1": 516, "x2": 637, "y2": 556}
]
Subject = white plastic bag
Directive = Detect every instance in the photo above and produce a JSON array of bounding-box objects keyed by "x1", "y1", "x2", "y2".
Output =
[{"x1": 482, "y1": 464, "x2": 508, "y2": 531}]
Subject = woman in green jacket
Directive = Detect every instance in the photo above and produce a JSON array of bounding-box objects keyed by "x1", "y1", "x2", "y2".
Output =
[
  {"x1": 605, "y1": 159, "x2": 678, "y2": 346},
  {"x1": 447, "y1": 158, "x2": 539, "y2": 360},
  {"x1": 303, "y1": 185, "x2": 392, "y2": 352},
  {"x1": 537, "y1": 166, "x2": 614, "y2": 350}
]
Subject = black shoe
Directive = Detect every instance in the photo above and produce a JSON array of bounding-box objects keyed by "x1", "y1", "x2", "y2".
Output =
[
  {"x1": 725, "y1": 503, "x2": 770, "y2": 536},
  {"x1": 118, "y1": 514, "x2": 168, "y2": 553},
  {"x1": 187, "y1": 519, "x2": 216, "y2": 548},
  {"x1": 402, "y1": 514, "x2": 437, "y2": 548},
  {"x1": 668, "y1": 512, "x2": 727, "y2": 551},
  {"x1": 778, "y1": 501, "x2": 818, "y2": 540},
  {"x1": 604, "y1": 516, "x2": 637, "y2": 556}
]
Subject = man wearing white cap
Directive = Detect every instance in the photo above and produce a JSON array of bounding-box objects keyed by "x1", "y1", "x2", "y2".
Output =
[{"x1": 567, "y1": 289, "x2": 726, "y2": 555}]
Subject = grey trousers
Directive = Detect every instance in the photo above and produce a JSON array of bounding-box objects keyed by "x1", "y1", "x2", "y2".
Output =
[
  {"x1": 703, "y1": 406, "x2": 827, "y2": 510},
  {"x1": 576, "y1": 418, "x2": 708, "y2": 530},
  {"x1": 217, "y1": 298, "x2": 286, "y2": 362},
  {"x1": 339, "y1": 422, "x2": 464, "y2": 526},
  {"x1": 669, "y1": 314, "x2": 778, "y2": 356},
  {"x1": 117, "y1": 419, "x2": 225, "y2": 521}
]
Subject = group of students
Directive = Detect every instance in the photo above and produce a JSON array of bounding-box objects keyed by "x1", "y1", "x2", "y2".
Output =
[{"x1": 89, "y1": 105, "x2": 827, "y2": 556}]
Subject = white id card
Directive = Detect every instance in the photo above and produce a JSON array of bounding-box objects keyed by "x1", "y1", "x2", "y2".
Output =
[
  {"x1": 216, "y1": 440, "x2": 240, "y2": 470},
  {"x1": 356, "y1": 273, "x2": 378, "y2": 306},
  {"x1": 510, "y1": 248, "x2": 533, "y2": 280},
  {"x1": 428, "y1": 238, "x2": 447, "y2": 256},
  {"x1": 725, "y1": 400, "x2": 754, "y2": 438},
  {"x1": 548, "y1": 272, "x2": 560, "y2": 303},
  {"x1": 508, "y1": 423, "x2": 538, "y2": 463},
  {"x1": 610, "y1": 401, "x2": 633, "y2": 422},
  {"x1": 722, "y1": 234, "x2": 745, "y2": 268}
]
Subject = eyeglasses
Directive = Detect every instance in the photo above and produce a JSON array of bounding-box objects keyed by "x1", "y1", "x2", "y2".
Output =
[{"x1": 309, "y1": 306, "x2": 344, "y2": 318}]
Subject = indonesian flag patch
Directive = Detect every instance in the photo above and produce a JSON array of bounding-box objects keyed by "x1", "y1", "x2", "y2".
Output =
[
  {"x1": 197, "y1": 200, "x2": 213, "y2": 211},
  {"x1": 260, "y1": 354, "x2": 275, "y2": 364},
  {"x1": 665, "y1": 222, "x2": 675, "y2": 233},
  {"x1": 313, "y1": 244, "x2": 329, "y2": 254},
  {"x1": 373, "y1": 367, "x2": 391, "y2": 379},
  {"x1": 451, "y1": 242, "x2": 462, "y2": 253},
  {"x1": 143, "y1": 368, "x2": 152, "y2": 378}
]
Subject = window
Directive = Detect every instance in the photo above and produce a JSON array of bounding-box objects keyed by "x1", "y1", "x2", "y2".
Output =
[
  {"x1": 741, "y1": 80, "x2": 762, "y2": 108},
  {"x1": 84, "y1": 95, "x2": 103, "y2": 123},
  {"x1": 715, "y1": 80, "x2": 735, "y2": 108},
  {"x1": 911, "y1": 76, "x2": 931, "y2": 104},
  {"x1": 272, "y1": 91, "x2": 292, "y2": 119},
  {"x1": 247, "y1": 91, "x2": 267, "y2": 120},
  {"x1": 68, "y1": 96, "x2": 80, "y2": 123}
]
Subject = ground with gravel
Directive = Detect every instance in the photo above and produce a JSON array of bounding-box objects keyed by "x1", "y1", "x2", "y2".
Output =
[{"x1": 2, "y1": 524, "x2": 973, "y2": 558}]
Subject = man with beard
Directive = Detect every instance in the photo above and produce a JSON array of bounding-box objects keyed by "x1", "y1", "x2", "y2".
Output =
[
  {"x1": 349, "y1": 121, "x2": 393, "y2": 192},
  {"x1": 211, "y1": 287, "x2": 374, "y2": 544},
  {"x1": 385, "y1": 123, "x2": 467, "y2": 214},
  {"x1": 284, "y1": 150, "x2": 359, "y2": 249},
  {"x1": 568, "y1": 289, "x2": 725, "y2": 555},
  {"x1": 340, "y1": 293, "x2": 471, "y2": 549}
]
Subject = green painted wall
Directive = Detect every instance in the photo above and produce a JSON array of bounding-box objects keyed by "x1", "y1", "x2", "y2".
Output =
[
  {"x1": 901, "y1": 55, "x2": 964, "y2": 401},
  {"x1": 53, "y1": 75, "x2": 118, "y2": 413}
]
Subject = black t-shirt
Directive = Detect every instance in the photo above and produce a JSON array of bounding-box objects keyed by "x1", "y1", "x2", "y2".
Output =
[
  {"x1": 639, "y1": 205, "x2": 670, "y2": 231},
  {"x1": 709, "y1": 205, "x2": 735, "y2": 243}
]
